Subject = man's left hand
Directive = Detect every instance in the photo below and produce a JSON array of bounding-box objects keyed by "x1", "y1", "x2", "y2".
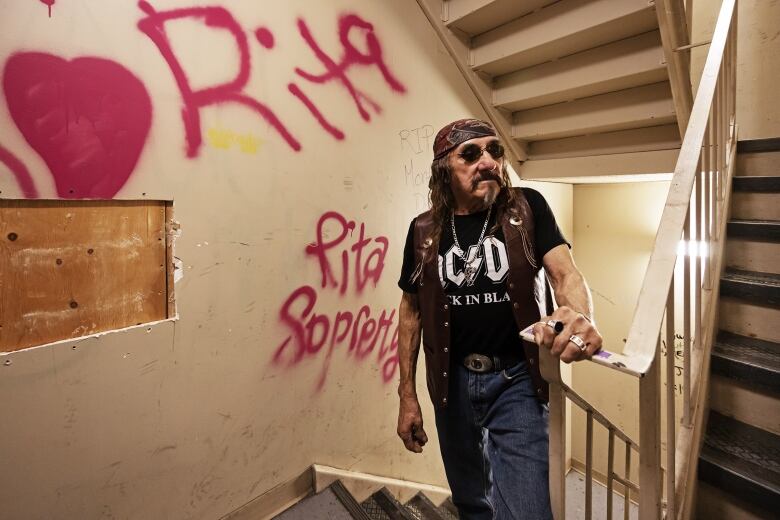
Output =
[{"x1": 532, "y1": 306, "x2": 603, "y2": 363}]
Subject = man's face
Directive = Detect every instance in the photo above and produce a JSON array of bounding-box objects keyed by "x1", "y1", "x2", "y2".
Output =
[{"x1": 448, "y1": 136, "x2": 504, "y2": 209}]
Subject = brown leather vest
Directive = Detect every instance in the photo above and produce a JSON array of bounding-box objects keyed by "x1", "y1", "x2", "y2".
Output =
[{"x1": 412, "y1": 188, "x2": 551, "y2": 409}]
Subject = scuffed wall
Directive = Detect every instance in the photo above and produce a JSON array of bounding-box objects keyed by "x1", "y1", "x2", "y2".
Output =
[{"x1": 0, "y1": 2, "x2": 572, "y2": 519}]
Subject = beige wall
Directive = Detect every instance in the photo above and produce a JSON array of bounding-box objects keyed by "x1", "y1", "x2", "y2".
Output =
[
  {"x1": 692, "y1": 0, "x2": 780, "y2": 139},
  {"x1": 0, "y1": 2, "x2": 571, "y2": 519},
  {"x1": 570, "y1": 181, "x2": 671, "y2": 479}
]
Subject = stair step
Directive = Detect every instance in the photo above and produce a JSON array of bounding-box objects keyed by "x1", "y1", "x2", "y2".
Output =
[
  {"x1": 712, "y1": 331, "x2": 780, "y2": 391},
  {"x1": 513, "y1": 81, "x2": 676, "y2": 142},
  {"x1": 736, "y1": 151, "x2": 780, "y2": 177},
  {"x1": 719, "y1": 297, "x2": 780, "y2": 344},
  {"x1": 519, "y1": 148, "x2": 678, "y2": 180},
  {"x1": 527, "y1": 124, "x2": 680, "y2": 160},
  {"x1": 731, "y1": 191, "x2": 780, "y2": 221},
  {"x1": 274, "y1": 483, "x2": 364, "y2": 520},
  {"x1": 733, "y1": 176, "x2": 780, "y2": 192},
  {"x1": 470, "y1": 0, "x2": 657, "y2": 76},
  {"x1": 405, "y1": 493, "x2": 447, "y2": 520},
  {"x1": 725, "y1": 238, "x2": 780, "y2": 275},
  {"x1": 493, "y1": 30, "x2": 666, "y2": 112},
  {"x1": 720, "y1": 269, "x2": 780, "y2": 307},
  {"x1": 737, "y1": 138, "x2": 780, "y2": 154},
  {"x1": 445, "y1": 0, "x2": 558, "y2": 36},
  {"x1": 361, "y1": 488, "x2": 417, "y2": 520},
  {"x1": 699, "y1": 412, "x2": 780, "y2": 514},
  {"x1": 727, "y1": 219, "x2": 780, "y2": 242}
]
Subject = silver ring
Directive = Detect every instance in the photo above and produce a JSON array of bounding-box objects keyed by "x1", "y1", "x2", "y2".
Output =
[
  {"x1": 569, "y1": 334, "x2": 587, "y2": 352},
  {"x1": 545, "y1": 320, "x2": 563, "y2": 334}
]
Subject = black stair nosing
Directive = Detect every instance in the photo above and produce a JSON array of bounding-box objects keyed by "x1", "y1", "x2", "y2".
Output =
[
  {"x1": 330, "y1": 480, "x2": 372, "y2": 520},
  {"x1": 720, "y1": 268, "x2": 780, "y2": 307},
  {"x1": 371, "y1": 488, "x2": 418, "y2": 520},
  {"x1": 737, "y1": 138, "x2": 780, "y2": 153},
  {"x1": 705, "y1": 412, "x2": 780, "y2": 479},
  {"x1": 713, "y1": 330, "x2": 780, "y2": 391},
  {"x1": 405, "y1": 492, "x2": 447, "y2": 520},
  {"x1": 711, "y1": 350, "x2": 780, "y2": 392},
  {"x1": 699, "y1": 412, "x2": 780, "y2": 513},
  {"x1": 727, "y1": 219, "x2": 780, "y2": 241},
  {"x1": 733, "y1": 175, "x2": 780, "y2": 192},
  {"x1": 698, "y1": 451, "x2": 780, "y2": 514}
]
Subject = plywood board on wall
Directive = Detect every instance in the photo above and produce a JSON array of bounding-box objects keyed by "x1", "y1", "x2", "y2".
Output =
[{"x1": 0, "y1": 200, "x2": 171, "y2": 352}]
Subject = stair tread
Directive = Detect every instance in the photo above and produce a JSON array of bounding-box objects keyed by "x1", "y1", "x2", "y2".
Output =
[
  {"x1": 729, "y1": 218, "x2": 780, "y2": 225},
  {"x1": 702, "y1": 412, "x2": 780, "y2": 490},
  {"x1": 405, "y1": 493, "x2": 447, "y2": 520},
  {"x1": 727, "y1": 219, "x2": 780, "y2": 242},
  {"x1": 362, "y1": 488, "x2": 417, "y2": 520},
  {"x1": 716, "y1": 330, "x2": 780, "y2": 367},
  {"x1": 723, "y1": 268, "x2": 780, "y2": 286},
  {"x1": 713, "y1": 331, "x2": 780, "y2": 389},
  {"x1": 733, "y1": 175, "x2": 780, "y2": 192}
]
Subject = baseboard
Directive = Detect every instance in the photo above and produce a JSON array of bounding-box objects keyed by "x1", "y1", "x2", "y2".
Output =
[
  {"x1": 312, "y1": 464, "x2": 451, "y2": 505},
  {"x1": 220, "y1": 468, "x2": 313, "y2": 520},
  {"x1": 569, "y1": 459, "x2": 638, "y2": 505}
]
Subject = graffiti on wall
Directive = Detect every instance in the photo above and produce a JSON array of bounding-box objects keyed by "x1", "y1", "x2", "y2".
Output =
[
  {"x1": 1, "y1": 2, "x2": 406, "y2": 198},
  {"x1": 272, "y1": 212, "x2": 399, "y2": 391},
  {"x1": 3, "y1": 53, "x2": 152, "y2": 199},
  {"x1": 40, "y1": 0, "x2": 55, "y2": 18},
  {"x1": 137, "y1": 1, "x2": 406, "y2": 158}
]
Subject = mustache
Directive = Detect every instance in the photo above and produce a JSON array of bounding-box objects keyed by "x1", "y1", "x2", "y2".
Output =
[{"x1": 472, "y1": 169, "x2": 502, "y2": 189}]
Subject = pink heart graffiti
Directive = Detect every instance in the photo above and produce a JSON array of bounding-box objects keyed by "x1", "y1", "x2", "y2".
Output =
[{"x1": 3, "y1": 52, "x2": 152, "y2": 199}]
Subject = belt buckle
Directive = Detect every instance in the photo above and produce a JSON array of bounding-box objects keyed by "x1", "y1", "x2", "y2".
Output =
[{"x1": 464, "y1": 354, "x2": 493, "y2": 373}]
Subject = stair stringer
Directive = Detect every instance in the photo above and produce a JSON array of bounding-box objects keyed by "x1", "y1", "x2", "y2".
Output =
[{"x1": 675, "y1": 134, "x2": 737, "y2": 520}]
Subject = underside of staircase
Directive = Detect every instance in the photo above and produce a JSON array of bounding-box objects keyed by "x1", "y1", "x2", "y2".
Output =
[{"x1": 416, "y1": 0, "x2": 692, "y2": 182}]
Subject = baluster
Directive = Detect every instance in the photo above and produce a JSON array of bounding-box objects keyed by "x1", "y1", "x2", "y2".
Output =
[
  {"x1": 608, "y1": 429, "x2": 615, "y2": 519},
  {"x1": 683, "y1": 204, "x2": 692, "y2": 426},
  {"x1": 703, "y1": 112, "x2": 712, "y2": 290},
  {"x1": 624, "y1": 443, "x2": 631, "y2": 520},
  {"x1": 639, "y1": 335, "x2": 662, "y2": 519},
  {"x1": 695, "y1": 162, "x2": 703, "y2": 350},
  {"x1": 665, "y1": 280, "x2": 676, "y2": 519},
  {"x1": 586, "y1": 410, "x2": 593, "y2": 520}
]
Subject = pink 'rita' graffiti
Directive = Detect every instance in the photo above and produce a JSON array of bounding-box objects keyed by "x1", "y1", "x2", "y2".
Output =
[
  {"x1": 137, "y1": 1, "x2": 406, "y2": 158},
  {"x1": 1, "y1": 3, "x2": 405, "y2": 198},
  {"x1": 2, "y1": 53, "x2": 152, "y2": 199},
  {"x1": 273, "y1": 212, "x2": 399, "y2": 391}
]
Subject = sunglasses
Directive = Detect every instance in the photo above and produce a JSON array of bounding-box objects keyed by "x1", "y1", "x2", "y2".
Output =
[{"x1": 457, "y1": 140, "x2": 505, "y2": 163}]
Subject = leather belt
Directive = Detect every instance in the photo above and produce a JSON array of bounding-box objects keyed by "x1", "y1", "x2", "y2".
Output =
[{"x1": 463, "y1": 353, "x2": 522, "y2": 373}]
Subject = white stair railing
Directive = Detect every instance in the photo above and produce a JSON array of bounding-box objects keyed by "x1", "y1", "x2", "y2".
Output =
[{"x1": 540, "y1": 0, "x2": 739, "y2": 518}]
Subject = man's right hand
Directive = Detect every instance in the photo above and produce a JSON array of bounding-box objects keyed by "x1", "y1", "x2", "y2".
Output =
[{"x1": 397, "y1": 396, "x2": 428, "y2": 453}]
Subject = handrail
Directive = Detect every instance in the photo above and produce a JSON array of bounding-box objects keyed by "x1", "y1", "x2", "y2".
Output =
[
  {"x1": 612, "y1": 0, "x2": 737, "y2": 378},
  {"x1": 542, "y1": 0, "x2": 739, "y2": 517}
]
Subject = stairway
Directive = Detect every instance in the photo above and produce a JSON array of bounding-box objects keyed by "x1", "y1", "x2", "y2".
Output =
[
  {"x1": 272, "y1": 482, "x2": 458, "y2": 520},
  {"x1": 415, "y1": 0, "x2": 692, "y2": 181},
  {"x1": 696, "y1": 139, "x2": 780, "y2": 519}
]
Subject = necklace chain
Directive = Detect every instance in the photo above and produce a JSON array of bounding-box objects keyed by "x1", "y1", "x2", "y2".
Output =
[{"x1": 451, "y1": 205, "x2": 492, "y2": 252}]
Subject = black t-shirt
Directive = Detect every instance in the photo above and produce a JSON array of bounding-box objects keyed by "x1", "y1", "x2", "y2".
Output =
[{"x1": 398, "y1": 188, "x2": 568, "y2": 360}]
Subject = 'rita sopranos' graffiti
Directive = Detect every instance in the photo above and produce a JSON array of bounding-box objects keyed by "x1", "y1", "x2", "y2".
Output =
[{"x1": 272, "y1": 212, "x2": 399, "y2": 391}]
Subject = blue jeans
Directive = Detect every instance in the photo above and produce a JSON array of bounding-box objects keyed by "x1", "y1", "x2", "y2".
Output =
[{"x1": 435, "y1": 360, "x2": 552, "y2": 520}]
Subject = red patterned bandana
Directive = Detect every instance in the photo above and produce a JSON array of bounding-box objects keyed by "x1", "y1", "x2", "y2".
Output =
[{"x1": 433, "y1": 118, "x2": 497, "y2": 159}]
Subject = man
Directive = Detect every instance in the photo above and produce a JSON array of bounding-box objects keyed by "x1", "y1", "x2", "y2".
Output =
[{"x1": 396, "y1": 119, "x2": 603, "y2": 519}]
